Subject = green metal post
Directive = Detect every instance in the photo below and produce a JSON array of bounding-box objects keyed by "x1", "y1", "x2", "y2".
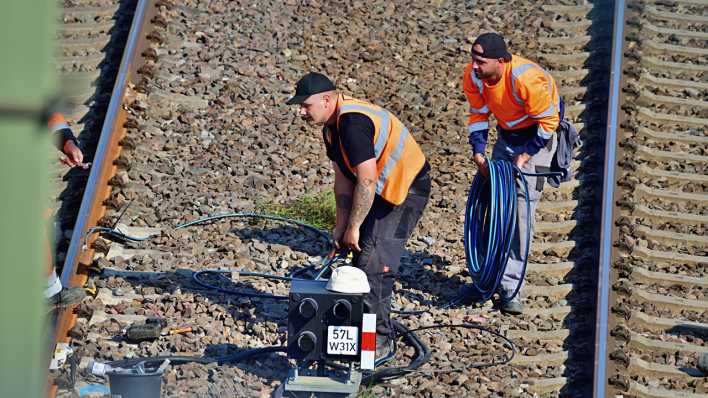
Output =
[{"x1": 0, "y1": 1, "x2": 58, "y2": 397}]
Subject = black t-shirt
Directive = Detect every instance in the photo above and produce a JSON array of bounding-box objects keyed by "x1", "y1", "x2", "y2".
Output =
[
  {"x1": 323, "y1": 112, "x2": 430, "y2": 190},
  {"x1": 324, "y1": 113, "x2": 375, "y2": 181}
]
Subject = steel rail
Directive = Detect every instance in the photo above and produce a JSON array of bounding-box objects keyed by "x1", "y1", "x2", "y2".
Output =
[
  {"x1": 50, "y1": 0, "x2": 156, "y2": 394},
  {"x1": 593, "y1": 0, "x2": 626, "y2": 397},
  {"x1": 59, "y1": 3, "x2": 151, "y2": 287}
]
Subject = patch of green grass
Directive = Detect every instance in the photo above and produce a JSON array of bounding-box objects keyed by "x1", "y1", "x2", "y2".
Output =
[
  {"x1": 257, "y1": 190, "x2": 336, "y2": 231},
  {"x1": 357, "y1": 385, "x2": 378, "y2": 398}
]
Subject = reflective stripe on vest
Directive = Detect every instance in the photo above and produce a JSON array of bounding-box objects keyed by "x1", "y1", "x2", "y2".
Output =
[
  {"x1": 506, "y1": 114, "x2": 529, "y2": 128},
  {"x1": 336, "y1": 95, "x2": 425, "y2": 205},
  {"x1": 376, "y1": 126, "x2": 409, "y2": 193},
  {"x1": 48, "y1": 113, "x2": 70, "y2": 132},
  {"x1": 338, "y1": 104, "x2": 390, "y2": 158},
  {"x1": 537, "y1": 124, "x2": 553, "y2": 140},
  {"x1": 509, "y1": 62, "x2": 558, "y2": 119},
  {"x1": 470, "y1": 70, "x2": 484, "y2": 95},
  {"x1": 467, "y1": 121, "x2": 489, "y2": 133},
  {"x1": 469, "y1": 105, "x2": 488, "y2": 114},
  {"x1": 510, "y1": 64, "x2": 533, "y2": 107}
]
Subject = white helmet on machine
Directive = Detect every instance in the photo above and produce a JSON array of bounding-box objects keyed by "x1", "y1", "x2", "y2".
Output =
[{"x1": 325, "y1": 266, "x2": 370, "y2": 294}]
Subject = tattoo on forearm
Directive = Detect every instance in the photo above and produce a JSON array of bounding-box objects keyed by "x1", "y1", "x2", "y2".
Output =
[
  {"x1": 348, "y1": 178, "x2": 375, "y2": 229},
  {"x1": 335, "y1": 194, "x2": 352, "y2": 210}
]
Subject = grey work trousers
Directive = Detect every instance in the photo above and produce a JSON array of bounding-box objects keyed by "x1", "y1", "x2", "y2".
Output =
[{"x1": 491, "y1": 135, "x2": 557, "y2": 296}]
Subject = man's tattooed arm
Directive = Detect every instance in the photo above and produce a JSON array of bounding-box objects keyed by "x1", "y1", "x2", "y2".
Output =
[
  {"x1": 347, "y1": 177, "x2": 375, "y2": 231},
  {"x1": 335, "y1": 194, "x2": 352, "y2": 212},
  {"x1": 333, "y1": 163, "x2": 354, "y2": 231}
]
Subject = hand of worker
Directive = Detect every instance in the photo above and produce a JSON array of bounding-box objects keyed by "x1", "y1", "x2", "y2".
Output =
[
  {"x1": 61, "y1": 140, "x2": 84, "y2": 168},
  {"x1": 514, "y1": 152, "x2": 531, "y2": 169},
  {"x1": 473, "y1": 153, "x2": 488, "y2": 178},
  {"x1": 328, "y1": 225, "x2": 347, "y2": 258},
  {"x1": 342, "y1": 226, "x2": 361, "y2": 252}
]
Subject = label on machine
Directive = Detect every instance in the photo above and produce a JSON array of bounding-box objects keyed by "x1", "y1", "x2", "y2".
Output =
[{"x1": 326, "y1": 326, "x2": 358, "y2": 355}]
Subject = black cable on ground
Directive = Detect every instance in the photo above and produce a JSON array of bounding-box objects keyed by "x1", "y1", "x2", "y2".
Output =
[
  {"x1": 390, "y1": 291, "x2": 467, "y2": 315},
  {"x1": 361, "y1": 319, "x2": 430, "y2": 385},
  {"x1": 218, "y1": 346, "x2": 286, "y2": 364},
  {"x1": 90, "y1": 210, "x2": 454, "y2": 312},
  {"x1": 90, "y1": 211, "x2": 517, "y2": 384},
  {"x1": 106, "y1": 346, "x2": 287, "y2": 369},
  {"x1": 191, "y1": 269, "x2": 291, "y2": 300},
  {"x1": 400, "y1": 323, "x2": 516, "y2": 373},
  {"x1": 85, "y1": 211, "x2": 332, "y2": 247},
  {"x1": 359, "y1": 319, "x2": 516, "y2": 384},
  {"x1": 189, "y1": 251, "x2": 348, "y2": 300},
  {"x1": 107, "y1": 355, "x2": 213, "y2": 368}
]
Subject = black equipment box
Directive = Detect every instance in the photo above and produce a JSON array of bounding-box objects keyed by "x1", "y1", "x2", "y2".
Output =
[{"x1": 287, "y1": 279, "x2": 364, "y2": 362}]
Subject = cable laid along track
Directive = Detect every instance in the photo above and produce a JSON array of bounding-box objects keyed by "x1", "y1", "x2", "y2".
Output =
[
  {"x1": 51, "y1": 0, "x2": 161, "y2": 393},
  {"x1": 597, "y1": 0, "x2": 708, "y2": 397}
]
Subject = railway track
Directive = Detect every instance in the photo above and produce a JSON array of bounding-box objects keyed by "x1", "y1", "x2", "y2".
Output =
[
  {"x1": 598, "y1": 0, "x2": 708, "y2": 397},
  {"x1": 50, "y1": 0, "x2": 159, "y2": 393},
  {"x1": 52, "y1": 0, "x2": 134, "y2": 260},
  {"x1": 465, "y1": 2, "x2": 612, "y2": 396},
  {"x1": 48, "y1": 0, "x2": 705, "y2": 397}
]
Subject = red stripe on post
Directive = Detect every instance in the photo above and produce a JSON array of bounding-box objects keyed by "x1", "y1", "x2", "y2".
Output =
[{"x1": 361, "y1": 332, "x2": 375, "y2": 351}]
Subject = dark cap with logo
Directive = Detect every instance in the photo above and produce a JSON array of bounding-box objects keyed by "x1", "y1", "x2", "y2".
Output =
[
  {"x1": 472, "y1": 32, "x2": 511, "y2": 59},
  {"x1": 285, "y1": 72, "x2": 336, "y2": 105}
]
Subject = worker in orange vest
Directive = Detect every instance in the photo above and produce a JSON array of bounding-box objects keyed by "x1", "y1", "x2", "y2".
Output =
[
  {"x1": 459, "y1": 33, "x2": 564, "y2": 315},
  {"x1": 45, "y1": 113, "x2": 87, "y2": 307},
  {"x1": 286, "y1": 73, "x2": 431, "y2": 361}
]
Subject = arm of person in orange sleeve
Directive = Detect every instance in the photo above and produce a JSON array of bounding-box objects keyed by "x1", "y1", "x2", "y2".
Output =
[
  {"x1": 517, "y1": 70, "x2": 559, "y2": 157},
  {"x1": 462, "y1": 64, "x2": 491, "y2": 155},
  {"x1": 463, "y1": 64, "x2": 492, "y2": 176},
  {"x1": 463, "y1": 71, "x2": 490, "y2": 122},
  {"x1": 49, "y1": 113, "x2": 84, "y2": 167}
]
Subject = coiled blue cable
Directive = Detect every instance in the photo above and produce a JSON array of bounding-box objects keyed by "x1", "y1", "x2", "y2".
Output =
[{"x1": 464, "y1": 159, "x2": 562, "y2": 303}]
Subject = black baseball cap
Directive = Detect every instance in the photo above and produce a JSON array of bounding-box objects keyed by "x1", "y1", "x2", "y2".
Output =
[
  {"x1": 285, "y1": 72, "x2": 336, "y2": 105},
  {"x1": 472, "y1": 32, "x2": 511, "y2": 59}
]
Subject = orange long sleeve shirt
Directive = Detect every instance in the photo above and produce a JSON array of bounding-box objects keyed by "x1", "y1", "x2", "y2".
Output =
[{"x1": 463, "y1": 54, "x2": 560, "y2": 155}]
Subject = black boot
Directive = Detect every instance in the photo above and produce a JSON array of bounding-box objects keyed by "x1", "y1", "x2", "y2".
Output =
[
  {"x1": 501, "y1": 297, "x2": 524, "y2": 315},
  {"x1": 49, "y1": 287, "x2": 86, "y2": 307},
  {"x1": 499, "y1": 290, "x2": 524, "y2": 315}
]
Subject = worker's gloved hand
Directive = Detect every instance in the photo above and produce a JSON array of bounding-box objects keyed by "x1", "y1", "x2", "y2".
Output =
[
  {"x1": 61, "y1": 140, "x2": 85, "y2": 168},
  {"x1": 473, "y1": 153, "x2": 488, "y2": 178}
]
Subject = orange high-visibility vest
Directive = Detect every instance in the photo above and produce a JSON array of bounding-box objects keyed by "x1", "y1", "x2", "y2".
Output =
[
  {"x1": 463, "y1": 54, "x2": 560, "y2": 140},
  {"x1": 334, "y1": 94, "x2": 425, "y2": 206}
]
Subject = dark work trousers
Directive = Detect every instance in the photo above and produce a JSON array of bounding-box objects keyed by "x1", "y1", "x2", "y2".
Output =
[{"x1": 352, "y1": 175, "x2": 431, "y2": 336}]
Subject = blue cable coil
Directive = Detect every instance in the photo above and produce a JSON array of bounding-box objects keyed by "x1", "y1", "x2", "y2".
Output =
[{"x1": 464, "y1": 158, "x2": 565, "y2": 303}]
